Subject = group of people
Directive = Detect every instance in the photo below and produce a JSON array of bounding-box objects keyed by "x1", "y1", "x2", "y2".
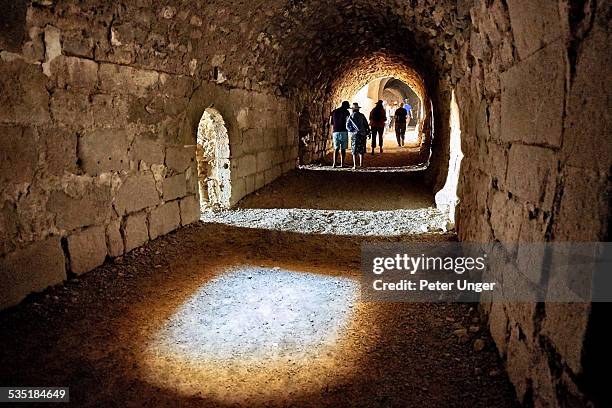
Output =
[{"x1": 329, "y1": 100, "x2": 413, "y2": 168}]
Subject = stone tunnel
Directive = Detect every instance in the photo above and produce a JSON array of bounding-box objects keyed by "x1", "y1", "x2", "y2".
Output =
[{"x1": 0, "y1": 1, "x2": 610, "y2": 407}]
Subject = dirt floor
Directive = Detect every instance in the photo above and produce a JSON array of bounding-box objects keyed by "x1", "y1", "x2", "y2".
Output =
[{"x1": 0, "y1": 167, "x2": 518, "y2": 408}]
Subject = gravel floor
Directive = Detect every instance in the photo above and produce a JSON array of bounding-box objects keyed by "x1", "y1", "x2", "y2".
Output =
[{"x1": 202, "y1": 207, "x2": 449, "y2": 236}]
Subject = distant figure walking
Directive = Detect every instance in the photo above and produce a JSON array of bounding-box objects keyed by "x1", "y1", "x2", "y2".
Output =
[
  {"x1": 394, "y1": 105, "x2": 408, "y2": 146},
  {"x1": 346, "y1": 103, "x2": 370, "y2": 169},
  {"x1": 369, "y1": 100, "x2": 387, "y2": 155},
  {"x1": 329, "y1": 101, "x2": 351, "y2": 167}
]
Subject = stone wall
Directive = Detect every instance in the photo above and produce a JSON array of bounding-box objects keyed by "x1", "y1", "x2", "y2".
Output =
[
  {"x1": 0, "y1": 1, "x2": 298, "y2": 309},
  {"x1": 454, "y1": 1, "x2": 610, "y2": 406}
]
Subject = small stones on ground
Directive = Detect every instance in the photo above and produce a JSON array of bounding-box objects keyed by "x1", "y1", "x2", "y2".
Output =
[
  {"x1": 473, "y1": 338, "x2": 485, "y2": 352},
  {"x1": 469, "y1": 325, "x2": 480, "y2": 333}
]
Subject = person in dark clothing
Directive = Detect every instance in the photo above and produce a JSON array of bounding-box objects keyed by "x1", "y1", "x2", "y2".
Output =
[
  {"x1": 369, "y1": 100, "x2": 386, "y2": 154},
  {"x1": 394, "y1": 105, "x2": 408, "y2": 146},
  {"x1": 329, "y1": 101, "x2": 351, "y2": 167}
]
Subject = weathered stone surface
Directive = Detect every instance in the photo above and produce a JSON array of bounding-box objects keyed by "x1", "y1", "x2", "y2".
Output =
[
  {"x1": 505, "y1": 144, "x2": 556, "y2": 210},
  {"x1": 106, "y1": 219, "x2": 124, "y2": 257},
  {"x1": 114, "y1": 173, "x2": 160, "y2": 215},
  {"x1": 47, "y1": 183, "x2": 111, "y2": 231},
  {"x1": 79, "y1": 128, "x2": 129, "y2": 175},
  {"x1": 562, "y1": 18, "x2": 612, "y2": 172},
  {"x1": 67, "y1": 225, "x2": 107, "y2": 275},
  {"x1": 506, "y1": 0, "x2": 565, "y2": 60},
  {"x1": 0, "y1": 236, "x2": 66, "y2": 309},
  {"x1": 166, "y1": 145, "x2": 195, "y2": 172},
  {"x1": 542, "y1": 303, "x2": 590, "y2": 375},
  {"x1": 0, "y1": 60, "x2": 50, "y2": 124},
  {"x1": 50, "y1": 89, "x2": 90, "y2": 126},
  {"x1": 149, "y1": 201, "x2": 181, "y2": 240},
  {"x1": 40, "y1": 127, "x2": 78, "y2": 175},
  {"x1": 553, "y1": 166, "x2": 607, "y2": 241},
  {"x1": 500, "y1": 41, "x2": 565, "y2": 147},
  {"x1": 123, "y1": 212, "x2": 148, "y2": 253},
  {"x1": 0, "y1": 125, "x2": 37, "y2": 187},
  {"x1": 98, "y1": 63, "x2": 159, "y2": 97},
  {"x1": 0, "y1": 202, "x2": 18, "y2": 255},
  {"x1": 179, "y1": 195, "x2": 200, "y2": 225},
  {"x1": 131, "y1": 134, "x2": 164, "y2": 165},
  {"x1": 163, "y1": 174, "x2": 187, "y2": 201},
  {"x1": 51, "y1": 55, "x2": 98, "y2": 90}
]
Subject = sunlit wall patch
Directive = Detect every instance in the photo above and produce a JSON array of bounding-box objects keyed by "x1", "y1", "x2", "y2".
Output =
[{"x1": 142, "y1": 266, "x2": 364, "y2": 404}]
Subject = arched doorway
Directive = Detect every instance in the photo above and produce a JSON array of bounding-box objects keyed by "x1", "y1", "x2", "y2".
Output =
[{"x1": 196, "y1": 108, "x2": 231, "y2": 209}]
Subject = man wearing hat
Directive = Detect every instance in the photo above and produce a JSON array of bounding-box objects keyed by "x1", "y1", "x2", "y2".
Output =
[
  {"x1": 329, "y1": 101, "x2": 351, "y2": 167},
  {"x1": 346, "y1": 102, "x2": 370, "y2": 169}
]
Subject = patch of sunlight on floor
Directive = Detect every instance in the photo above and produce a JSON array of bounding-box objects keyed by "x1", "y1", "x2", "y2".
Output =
[
  {"x1": 201, "y1": 207, "x2": 449, "y2": 236},
  {"x1": 142, "y1": 266, "x2": 366, "y2": 405}
]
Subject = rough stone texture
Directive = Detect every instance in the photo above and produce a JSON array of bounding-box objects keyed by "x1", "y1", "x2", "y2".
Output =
[
  {"x1": 500, "y1": 40, "x2": 566, "y2": 147},
  {"x1": 67, "y1": 226, "x2": 107, "y2": 275},
  {"x1": 166, "y1": 145, "x2": 195, "y2": 173},
  {"x1": 123, "y1": 212, "x2": 149, "y2": 253},
  {"x1": 114, "y1": 174, "x2": 160, "y2": 216},
  {"x1": 0, "y1": 125, "x2": 37, "y2": 186},
  {"x1": 47, "y1": 182, "x2": 112, "y2": 232},
  {"x1": 149, "y1": 201, "x2": 181, "y2": 240},
  {"x1": 179, "y1": 195, "x2": 200, "y2": 226},
  {"x1": 162, "y1": 174, "x2": 187, "y2": 201},
  {"x1": 106, "y1": 219, "x2": 124, "y2": 258},
  {"x1": 505, "y1": 0, "x2": 565, "y2": 59},
  {"x1": 79, "y1": 129, "x2": 130, "y2": 175},
  {"x1": 0, "y1": 236, "x2": 66, "y2": 309}
]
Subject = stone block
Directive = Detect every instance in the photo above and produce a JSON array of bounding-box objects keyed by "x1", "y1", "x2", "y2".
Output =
[
  {"x1": 149, "y1": 201, "x2": 181, "y2": 240},
  {"x1": 166, "y1": 145, "x2": 195, "y2": 173},
  {"x1": 61, "y1": 30, "x2": 95, "y2": 58},
  {"x1": 179, "y1": 195, "x2": 200, "y2": 225},
  {"x1": 40, "y1": 127, "x2": 78, "y2": 175},
  {"x1": 51, "y1": 55, "x2": 98, "y2": 90},
  {"x1": 488, "y1": 190, "x2": 522, "y2": 249},
  {"x1": 106, "y1": 219, "x2": 124, "y2": 257},
  {"x1": 235, "y1": 154, "x2": 257, "y2": 178},
  {"x1": 47, "y1": 183, "x2": 112, "y2": 231},
  {"x1": 163, "y1": 174, "x2": 187, "y2": 201},
  {"x1": 79, "y1": 128, "x2": 129, "y2": 175},
  {"x1": 506, "y1": 144, "x2": 556, "y2": 210},
  {"x1": 67, "y1": 226, "x2": 107, "y2": 275},
  {"x1": 0, "y1": 202, "x2": 18, "y2": 255},
  {"x1": 553, "y1": 167, "x2": 607, "y2": 241},
  {"x1": 0, "y1": 237, "x2": 66, "y2": 309},
  {"x1": 500, "y1": 41, "x2": 566, "y2": 147},
  {"x1": 256, "y1": 150, "x2": 274, "y2": 172},
  {"x1": 541, "y1": 303, "x2": 590, "y2": 375},
  {"x1": 0, "y1": 60, "x2": 50, "y2": 124},
  {"x1": 487, "y1": 302, "x2": 509, "y2": 357},
  {"x1": 0, "y1": 125, "x2": 37, "y2": 186},
  {"x1": 114, "y1": 173, "x2": 160, "y2": 215},
  {"x1": 124, "y1": 212, "x2": 149, "y2": 252},
  {"x1": 506, "y1": 0, "x2": 565, "y2": 59},
  {"x1": 50, "y1": 89, "x2": 91, "y2": 126},
  {"x1": 506, "y1": 326, "x2": 532, "y2": 402},
  {"x1": 98, "y1": 63, "x2": 159, "y2": 97},
  {"x1": 132, "y1": 134, "x2": 164, "y2": 165},
  {"x1": 562, "y1": 19, "x2": 611, "y2": 172}
]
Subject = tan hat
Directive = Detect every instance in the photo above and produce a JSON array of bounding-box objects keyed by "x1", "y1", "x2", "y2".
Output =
[{"x1": 351, "y1": 102, "x2": 362, "y2": 109}]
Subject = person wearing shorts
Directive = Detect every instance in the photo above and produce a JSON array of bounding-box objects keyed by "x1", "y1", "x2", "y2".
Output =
[{"x1": 329, "y1": 101, "x2": 351, "y2": 167}]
